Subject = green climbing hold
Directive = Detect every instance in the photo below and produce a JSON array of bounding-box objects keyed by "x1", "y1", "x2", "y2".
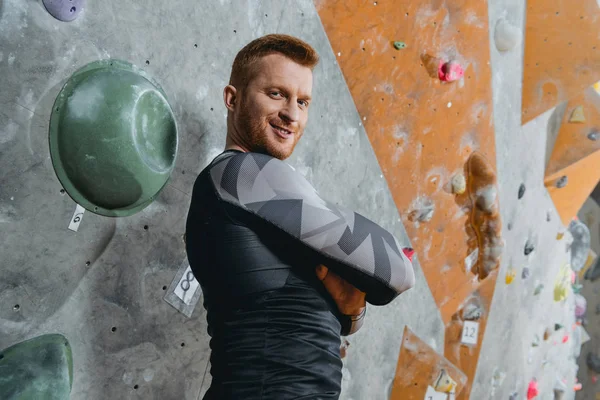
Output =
[
  {"x1": 0, "y1": 334, "x2": 73, "y2": 399},
  {"x1": 49, "y1": 59, "x2": 178, "y2": 217},
  {"x1": 554, "y1": 323, "x2": 564, "y2": 331},
  {"x1": 534, "y1": 284, "x2": 544, "y2": 295},
  {"x1": 393, "y1": 41, "x2": 407, "y2": 50}
]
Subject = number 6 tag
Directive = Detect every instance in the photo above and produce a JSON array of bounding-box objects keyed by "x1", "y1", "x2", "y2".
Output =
[
  {"x1": 68, "y1": 204, "x2": 86, "y2": 232},
  {"x1": 461, "y1": 321, "x2": 480, "y2": 346}
]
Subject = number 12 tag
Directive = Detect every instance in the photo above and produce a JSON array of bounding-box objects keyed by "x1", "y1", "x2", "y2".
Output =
[{"x1": 461, "y1": 320, "x2": 480, "y2": 346}]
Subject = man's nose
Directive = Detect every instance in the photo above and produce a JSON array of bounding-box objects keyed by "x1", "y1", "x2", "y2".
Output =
[{"x1": 279, "y1": 101, "x2": 300, "y2": 124}]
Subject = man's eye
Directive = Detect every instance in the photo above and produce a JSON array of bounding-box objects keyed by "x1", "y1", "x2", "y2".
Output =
[
  {"x1": 270, "y1": 92, "x2": 282, "y2": 97},
  {"x1": 299, "y1": 100, "x2": 309, "y2": 107}
]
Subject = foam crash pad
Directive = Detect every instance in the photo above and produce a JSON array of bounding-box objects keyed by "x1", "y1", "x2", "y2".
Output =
[
  {"x1": 391, "y1": 326, "x2": 467, "y2": 399},
  {"x1": 0, "y1": 334, "x2": 73, "y2": 400},
  {"x1": 49, "y1": 59, "x2": 178, "y2": 217}
]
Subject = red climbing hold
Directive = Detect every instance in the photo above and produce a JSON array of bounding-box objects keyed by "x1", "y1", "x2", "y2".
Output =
[
  {"x1": 527, "y1": 379, "x2": 539, "y2": 399},
  {"x1": 562, "y1": 335, "x2": 569, "y2": 343},
  {"x1": 402, "y1": 247, "x2": 415, "y2": 262},
  {"x1": 438, "y1": 61, "x2": 464, "y2": 82}
]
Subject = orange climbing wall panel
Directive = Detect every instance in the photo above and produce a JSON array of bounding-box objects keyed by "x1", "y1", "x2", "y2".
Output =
[
  {"x1": 391, "y1": 326, "x2": 468, "y2": 399},
  {"x1": 546, "y1": 151, "x2": 600, "y2": 225},
  {"x1": 314, "y1": 0, "x2": 496, "y2": 325},
  {"x1": 545, "y1": 87, "x2": 600, "y2": 225},
  {"x1": 521, "y1": 0, "x2": 600, "y2": 125},
  {"x1": 546, "y1": 89, "x2": 600, "y2": 177},
  {"x1": 315, "y1": 1, "x2": 497, "y2": 397}
]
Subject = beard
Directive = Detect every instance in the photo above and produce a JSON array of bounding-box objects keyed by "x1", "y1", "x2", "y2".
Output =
[{"x1": 236, "y1": 100, "x2": 300, "y2": 160}]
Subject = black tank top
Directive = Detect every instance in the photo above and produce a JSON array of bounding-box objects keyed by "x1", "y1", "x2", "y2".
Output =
[{"x1": 186, "y1": 150, "x2": 342, "y2": 399}]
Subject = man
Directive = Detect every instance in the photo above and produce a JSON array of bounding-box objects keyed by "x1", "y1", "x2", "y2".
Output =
[{"x1": 186, "y1": 34, "x2": 412, "y2": 399}]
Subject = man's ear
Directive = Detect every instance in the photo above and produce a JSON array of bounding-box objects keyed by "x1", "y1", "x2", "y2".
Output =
[{"x1": 223, "y1": 85, "x2": 237, "y2": 112}]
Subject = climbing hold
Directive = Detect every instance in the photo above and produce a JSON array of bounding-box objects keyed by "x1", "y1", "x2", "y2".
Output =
[
  {"x1": 544, "y1": 328, "x2": 552, "y2": 340},
  {"x1": 532, "y1": 334, "x2": 541, "y2": 347},
  {"x1": 402, "y1": 247, "x2": 415, "y2": 262},
  {"x1": 408, "y1": 197, "x2": 435, "y2": 222},
  {"x1": 553, "y1": 388, "x2": 565, "y2": 400},
  {"x1": 393, "y1": 41, "x2": 407, "y2": 50},
  {"x1": 569, "y1": 105, "x2": 586, "y2": 123},
  {"x1": 555, "y1": 176, "x2": 568, "y2": 188},
  {"x1": 562, "y1": 334, "x2": 569, "y2": 343},
  {"x1": 575, "y1": 294, "x2": 587, "y2": 317},
  {"x1": 451, "y1": 173, "x2": 467, "y2": 194},
  {"x1": 438, "y1": 60, "x2": 464, "y2": 82},
  {"x1": 43, "y1": 0, "x2": 86, "y2": 22},
  {"x1": 505, "y1": 267, "x2": 516, "y2": 284},
  {"x1": 0, "y1": 334, "x2": 73, "y2": 398},
  {"x1": 568, "y1": 219, "x2": 591, "y2": 271},
  {"x1": 573, "y1": 283, "x2": 583, "y2": 294},
  {"x1": 587, "y1": 352, "x2": 600, "y2": 373},
  {"x1": 589, "y1": 131, "x2": 599, "y2": 141},
  {"x1": 494, "y1": 18, "x2": 522, "y2": 52},
  {"x1": 466, "y1": 153, "x2": 504, "y2": 279},
  {"x1": 518, "y1": 183, "x2": 526, "y2": 199},
  {"x1": 49, "y1": 60, "x2": 178, "y2": 217},
  {"x1": 554, "y1": 323, "x2": 563, "y2": 331},
  {"x1": 522, "y1": 267, "x2": 531, "y2": 279},
  {"x1": 524, "y1": 240, "x2": 535, "y2": 256},
  {"x1": 547, "y1": 211, "x2": 552, "y2": 222},
  {"x1": 554, "y1": 264, "x2": 572, "y2": 301},
  {"x1": 534, "y1": 284, "x2": 544, "y2": 295},
  {"x1": 462, "y1": 301, "x2": 484, "y2": 321},
  {"x1": 434, "y1": 369, "x2": 457, "y2": 393},
  {"x1": 556, "y1": 232, "x2": 565, "y2": 240},
  {"x1": 527, "y1": 379, "x2": 539, "y2": 399},
  {"x1": 509, "y1": 392, "x2": 518, "y2": 400},
  {"x1": 340, "y1": 339, "x2": 350, "y2": 359},
  {"x1": 573, "y1": 382, "x2": 582, "y2": 391}
]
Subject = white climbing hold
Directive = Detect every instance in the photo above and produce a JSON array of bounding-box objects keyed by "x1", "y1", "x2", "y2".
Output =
[
  {"x1": 494, "y1": 18, "x2": 522, "y2": 52},
  {"x1": 451, "y1": 174, "x2": 466, "y2": 194}
]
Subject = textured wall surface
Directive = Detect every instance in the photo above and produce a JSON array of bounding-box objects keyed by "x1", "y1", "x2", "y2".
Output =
[{"x1": 0, "y1": 1, "x2": 443, "y2": 399}]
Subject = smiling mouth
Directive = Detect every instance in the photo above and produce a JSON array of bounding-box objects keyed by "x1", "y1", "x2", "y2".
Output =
[{"x1": 270, "y1": 123, "x2": 293, "y2": 137}]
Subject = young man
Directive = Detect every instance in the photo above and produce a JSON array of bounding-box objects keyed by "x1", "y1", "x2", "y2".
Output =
[{"x1": 186, "y1": 34, "x2": 381, "y2": 399}]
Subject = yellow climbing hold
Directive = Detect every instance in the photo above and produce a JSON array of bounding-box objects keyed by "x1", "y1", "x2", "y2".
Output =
[
  {"x1": 505, "y1": 267, "x2": 516, "y2": 284},
  {"x1": 569, "y1": 105, "x2": 586, "y2": 123},
  {"x1": 557, "y1": 232, "x2": 565, "y2": 240},
  {"x1": 594, "y1": 81, "x2": 600, "y2": 95},
  {"x1": 434, "y1": 369, "x2": 457, "y2": 393},
  {"x1": 554, "y1": 264, "x2": 572, "y2": 302}
]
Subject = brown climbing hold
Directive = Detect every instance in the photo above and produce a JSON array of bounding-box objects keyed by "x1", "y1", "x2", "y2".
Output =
[
  {"x1": 466, "y1": 152, "x2": 504, "y2": 280},
  {"x1": 544, "y1": 328, "x2": 552, "y2": 340},
  {"x1": 569, "y1": 105, "x2": 586, "y2": 123},
  {"x1": 434, "y1": 369, "x2": 457, "y2": 393}
]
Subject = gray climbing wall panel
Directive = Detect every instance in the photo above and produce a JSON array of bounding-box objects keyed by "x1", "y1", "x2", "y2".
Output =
[{"x1": 0, "y1": 1, "x2": 443, "y2": 399}]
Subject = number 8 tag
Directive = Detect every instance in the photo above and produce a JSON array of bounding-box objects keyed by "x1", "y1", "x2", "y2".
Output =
[{"x1": 461, "y1": 321, "x2": 480, "y2": 346}]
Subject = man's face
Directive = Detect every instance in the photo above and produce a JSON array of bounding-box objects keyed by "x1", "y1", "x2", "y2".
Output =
[{"x1": 230, "y1": 53, "x2": 313, "y2": 160}]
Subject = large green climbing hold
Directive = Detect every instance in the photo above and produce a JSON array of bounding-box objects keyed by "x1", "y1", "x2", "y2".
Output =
[
  {"x1": 49, "y1": 59, "x2": 178, "y2": 217},
  {"x1": 0, "y1": 334, "x2": 73, "y2": 399}
]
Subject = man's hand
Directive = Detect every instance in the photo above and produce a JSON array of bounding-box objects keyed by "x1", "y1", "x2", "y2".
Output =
[{"x1": 316, "y1": 265, "x2": 366, "y2": 316}]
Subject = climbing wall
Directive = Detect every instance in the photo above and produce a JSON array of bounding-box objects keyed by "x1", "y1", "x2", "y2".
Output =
[
  {"x1": 0, "y1": 0, "x2": 445, "y2": 399},
  {"x1": 315, "y1": 0, "x2": 500, "y2": 398}
]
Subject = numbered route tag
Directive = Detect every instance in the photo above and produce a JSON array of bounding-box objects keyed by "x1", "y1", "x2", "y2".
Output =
[
  {"x1": 68, "y1": 204, "x2": 86, "y2": 232},
  {"x1": 425, "y1": 385, "x2": 448, "y2": 400},
  {"x1": 164, "y1": 259, "x2": 203, "y2": 318},
  {"x1": 461, "y1": 320, "x2": 480, "y2": 346}
]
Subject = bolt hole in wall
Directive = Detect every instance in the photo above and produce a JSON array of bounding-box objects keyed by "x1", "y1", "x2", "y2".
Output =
[
  {"x1": 70, "y1": 7, "x2": 76, "y2": 13},
  {"x1": 60, "y1": 189, "x2": 65, "y2": 195},
  {"x1": 144, "y1": 225, "x2": 148, "y2": 230},
  {"x1": 134, "y1": 385, "x2": 139, "y2": 390},
  {"x1": 13, "y1": 304, "x2": 20, "y2": 311},
  {"x1": 181, "y1": 342, "x2": 185, "y2": 347},
  {"x1": 162, "y1": 285, "x2": 167, "y2": 290},
  {"x1": 145, "y1": 60, "x2": 150, "y2": 65},
  {"x1": 111, "y1": 327, "x2": 117, "y2": 333},
  {"x1": 85, "y1": 261, "x2": 90, "y2": 266}
]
